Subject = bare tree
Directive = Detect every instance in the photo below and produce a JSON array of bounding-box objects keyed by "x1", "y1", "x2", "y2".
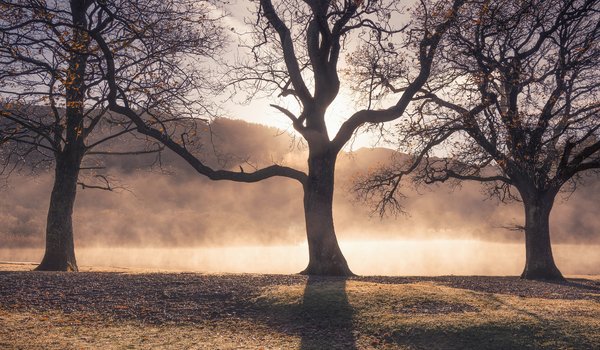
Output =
[
  {"x1": 355, "y1": 0, "x2": 600, "y2": 280},
  {"x1": 93, "y1": 0, "x2": 466, "y2": 275},
  {"x1": 0, "y1": 0, "x2": 221, "y2": 271}
]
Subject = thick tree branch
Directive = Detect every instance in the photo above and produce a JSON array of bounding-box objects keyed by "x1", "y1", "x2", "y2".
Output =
[
  {"x1": 259, "y1": 0, "x2": 313, "y2": 105},
  {"x1": 91, "y1": 30, "x2": 307, "y2": 186},
  {"x1": 332, "y1": 0, "x2": 465, "y2": 151}
]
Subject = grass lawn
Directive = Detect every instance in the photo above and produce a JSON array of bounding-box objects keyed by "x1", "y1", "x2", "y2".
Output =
[{"x1": 0, "y1": 263, "x2": 598, "y2": 349}]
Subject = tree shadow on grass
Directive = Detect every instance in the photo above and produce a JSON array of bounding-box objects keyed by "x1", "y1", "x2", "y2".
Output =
[
  {"x1": 384, "y1": 319, "x2": 598, "y2": 350},
  {"x1": 298, "y1": 276, "x2": 356, "y2": 350},
  {"x1": 544, "y1": 278, "x2": 600, "y2": 292},
  {"x1": 246, "y1": 275, "x2": 356, "y2": 349},
  {"x1": 383, "y1": 291, "x2": 597, "y2": 350}
]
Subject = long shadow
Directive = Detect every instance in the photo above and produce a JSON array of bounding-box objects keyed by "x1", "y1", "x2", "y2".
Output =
[
  {"x1": 299, "y1": 276, "x2": 356, "y2": 350},
  {"x1": 544, "y1": 278, "x2": 600, "y2": 292}
]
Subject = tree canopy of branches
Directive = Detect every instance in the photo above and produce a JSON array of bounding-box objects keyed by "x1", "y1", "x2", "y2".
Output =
[
  {"x1": 94, "y1": 0, "x2": 466, "y2": 276},
  {"x1": 0, "y1": 0, "x2": 222, "y2": 271},
  {"x1": 356, "y1": 0, "x2": 600, "y2": 280}
]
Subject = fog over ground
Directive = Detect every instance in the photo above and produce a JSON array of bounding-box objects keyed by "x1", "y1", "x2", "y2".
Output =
[{"x1": 1, "y1": 118, "x2": 599, "y2": 274}]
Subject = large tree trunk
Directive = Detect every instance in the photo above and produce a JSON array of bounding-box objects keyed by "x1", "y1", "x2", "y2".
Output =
[
  {"x1": 35, "y1": 151, "x2": 82, "y2": 272},
  {"x1": 520, "y1": 191, "x2": 564, "y2": 281},
  {"x1": 36, "y1": 1, "x2": 89, "y2": 272},
  {"x1": 300, "y1": 151, "x2": 353, "y2": 276}
]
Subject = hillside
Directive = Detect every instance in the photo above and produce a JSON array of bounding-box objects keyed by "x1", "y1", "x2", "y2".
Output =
[{"x1": 1, "y1": 117, "x2": 599, "y2": 249}]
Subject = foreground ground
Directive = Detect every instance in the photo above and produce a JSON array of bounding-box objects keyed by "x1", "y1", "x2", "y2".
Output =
[{"x1": 0, "y1": 263, "x2": 598, "y2": 349}]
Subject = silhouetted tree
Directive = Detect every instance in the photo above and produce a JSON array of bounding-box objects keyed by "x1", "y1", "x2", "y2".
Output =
[
  {"x1": 355, "y1": 0, "x2": 600, "y2": 280},
  {"x1": 0, "y1": 0, "x2": 221, "y2": 271},
  {"x1": 94, "y1": 0, "x2": 466, "y2": 275}
]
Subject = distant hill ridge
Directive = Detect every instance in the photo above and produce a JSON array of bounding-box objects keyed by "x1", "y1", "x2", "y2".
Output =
[{"x1": 1, "y1": 117, "x2": 598, "y2": 248}]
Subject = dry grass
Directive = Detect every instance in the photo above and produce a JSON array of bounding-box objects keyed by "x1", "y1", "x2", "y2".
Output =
[
  {"x1": 258, "y1": 280, "x2": 599, "y2": 349},
  {"x1": 0, "y1": 264, "x2": 598, "y2": 349},
  {"x1": 0, "y1": 309, "x2": 299, "y2": 350}
]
